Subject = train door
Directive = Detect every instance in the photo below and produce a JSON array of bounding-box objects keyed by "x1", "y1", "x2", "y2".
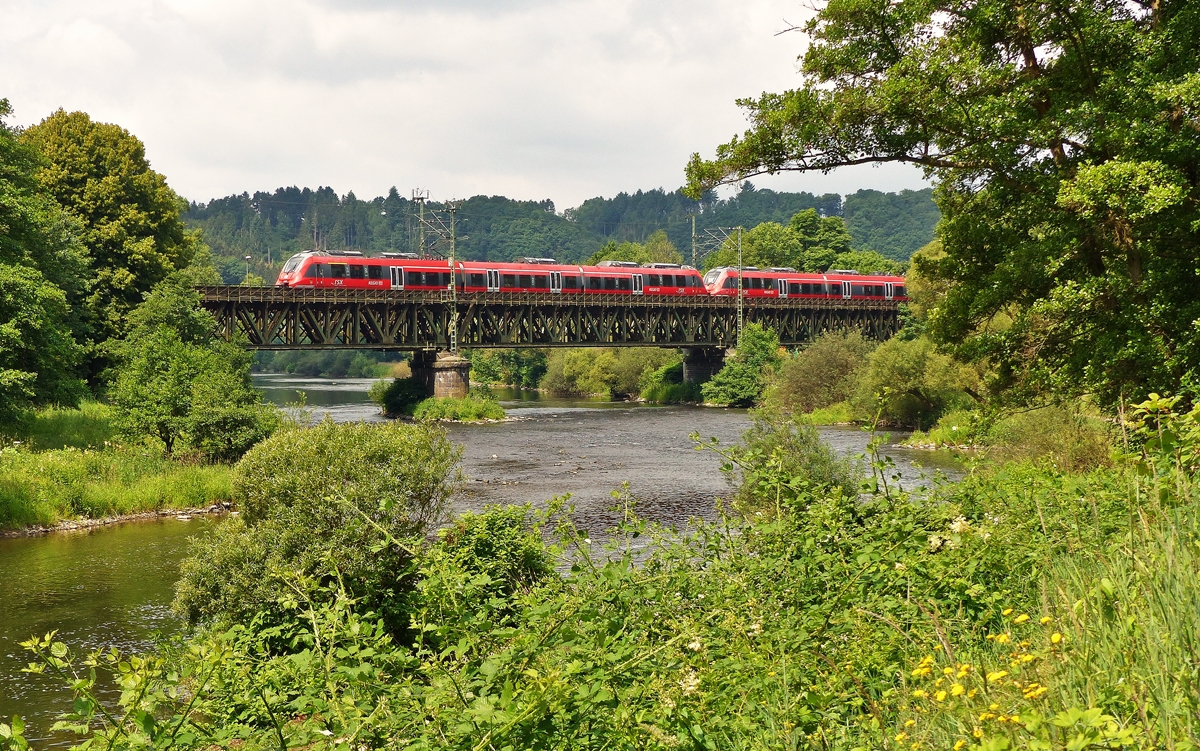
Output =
[
  {"x1": 885, "y1": 282, "x2": 894, "y2": 300},
  {"x1": 776, "y1": 279, "x2": 788, "y2": 298},
  {"x1": 390, "y1": 266, "x2": 404, "y2": 290},
  {"x1": 486, "y1": 269, "x2": 500, "y2": 292},
  {"x1": 632, "y1": 274, "x2": 643, "y2": 295},
  {"x1": 550, "y1": 271, "x2": 562, "y2": 294},
  {"x1": 841, "y1": 280, "x2": 852, "y2": 299}
]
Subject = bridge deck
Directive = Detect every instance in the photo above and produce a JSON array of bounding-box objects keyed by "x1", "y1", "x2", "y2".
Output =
[{"x1": 197, "y1": 286, "x2": 901, "y2": 350}]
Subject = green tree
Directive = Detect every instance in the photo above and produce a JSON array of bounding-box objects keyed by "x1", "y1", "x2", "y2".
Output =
[
  {"x1": 109, "y1": 278, "x2": 276, "y2": 459},
  {"x1": 22, "y1": 110, "x2": 201, "y2": 380},
  {"x1": 830, "y1": 249, "x2": 904, "y2": 275},
  {"x1": 702, "y1": 210, "x2": 856, "y2": 271},
  {"x1": 701, "y1": 324, "x2": 782, "y2": 406},
  {"x1": 685, "y1": 0, "x2": 1200, "y2": 407},
  {"x1": 852, "y1": 337, "x2": 980, "y2": 429}
]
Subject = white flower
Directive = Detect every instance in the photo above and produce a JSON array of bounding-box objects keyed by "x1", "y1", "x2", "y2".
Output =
[
  {"x1": 687, "y1": 638, "x2": 703, "y2": 652},
  {"x1": 748, "y1": 622, "x2": 763, "y2": 636},
  {"x1": 680, "y1": 670, "x2": 700, "y2": 695},
  {"x1": 949, "y1": 516, "x2": 971, "y2": 535}
]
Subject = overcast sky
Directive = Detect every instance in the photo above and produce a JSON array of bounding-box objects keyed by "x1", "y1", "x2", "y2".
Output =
[{"x1": 2, "y1": 0, "x2": 929, "y2": 209}]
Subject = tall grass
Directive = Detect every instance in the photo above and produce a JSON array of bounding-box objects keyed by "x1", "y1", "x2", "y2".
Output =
[
  {"x1": 17, "y1": 401, "x2": 116, "y2": 451},
  {"x1": 0, "y1": 446, "x2": 233, "y2": 530},
  {"x1": 412, "y1": 395, "x2": 505, "y2": 422}
]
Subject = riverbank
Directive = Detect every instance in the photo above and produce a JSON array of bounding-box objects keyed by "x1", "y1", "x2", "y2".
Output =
[{"x1": 0, "y1": 503, "x2": 230, "y2": 539}]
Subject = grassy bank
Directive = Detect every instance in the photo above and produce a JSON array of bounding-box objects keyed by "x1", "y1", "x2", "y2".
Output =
[{"x1": 1, "y1": 403, "x2": 234, "y2": 531}]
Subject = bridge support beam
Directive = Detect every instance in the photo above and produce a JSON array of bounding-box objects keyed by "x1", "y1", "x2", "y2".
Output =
[{"x1": 681, "y1": 347, "x2": 726, "y2": 384}]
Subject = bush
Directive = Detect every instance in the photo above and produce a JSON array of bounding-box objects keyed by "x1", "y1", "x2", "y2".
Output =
[
  {"x1": 701, "y1": 324, "x2": 782, "y2": 407},
  {"x1": 468, "y1": 349, "x2": 547, "y2": 388},
  {"x1": 174, "y1": 419, "x2": 462, "y2": 631},
  {"x1": 984, "y1": 405, "x2": 1113, "y2": 471},
  {"x1": 767, "y1": 330, "x2": 875, "y2": 414},
  {"x1": 368, "y1": 376, "x2": 428, "y2": 417},
  {"x1": 852, "y1": 335, "x2": 979, "y2": 428},
  {"x1": 726, "y1": 411, "x2": 860, "y2": 510},
  {"x1": 412, "y1": 395, "x2": 506, "y2": 422},
  {"x1": 540, "y1": 348, "x2": 678, "y2": 397}
]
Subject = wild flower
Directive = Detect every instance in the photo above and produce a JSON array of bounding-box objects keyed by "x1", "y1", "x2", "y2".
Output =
[
  {"x1": 679, "y1": 670, "x2": 700, "y2": 696},
  {"x1": 949, "y1": 516, "x2": 971, "y2": 534}
]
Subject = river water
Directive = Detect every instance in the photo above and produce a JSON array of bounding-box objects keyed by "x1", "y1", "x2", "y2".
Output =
[{"x1": 0, "y1": 374, "x2": 960, "y2": 744}]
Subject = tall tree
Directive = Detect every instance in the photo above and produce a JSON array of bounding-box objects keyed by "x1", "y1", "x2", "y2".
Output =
[
  {"x1": 686, "y1": 0, "x2": 1200, "y2": 406},
  {"x1": 22, "y1": 109, "x2": 200, "y2": 380},
  {"x1": 0, "y1": 98, "x2": 86, "y2": 427}
]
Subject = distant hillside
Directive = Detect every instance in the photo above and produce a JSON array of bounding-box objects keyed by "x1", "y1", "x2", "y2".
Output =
[
  {"x1": 184, "y1": 183, "x2": 938, "y2": 283},
  {"x1": 843, "y1": 188, "x2": 940, "y2": 261}
]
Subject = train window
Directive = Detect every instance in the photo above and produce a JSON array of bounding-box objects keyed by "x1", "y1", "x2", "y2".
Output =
[
  {"x1": 367, "y1": 265, "x2": 382, "y2": 280},
  {"x1": 895, "y1": 285, "x2": 906, "y2": 297},
  {"x1": 469, "y1": 273, "x2": 485, "y2": 287},
  {"x1": 405, "y1": 270, "x2": 420, "y2": 286},
  {"x1": 747, "y1": 277, "x2": 761, "y2": 289},
  {"x1": 330, "y1": 264, "x2": 348, "y2": 279},
  {"x1": 349, "y1": 265, "x2": 365, "y2": 279},
  {"x1": 689, "y1": 276, "x2": 703, "y2": 288},
  {"x1": 283, "y1": 257, "x2": 302, "y2": 273},
  {"x1": 563, "y1": 276, "x2": 579, "y2": 289},
  {"x1": 617, "y1": 277, "x2": 631, "y2": 291},
  {"x1": 519, "y1": 275, "x2": 533, "y2": 287},
  {"x1": 600, "y1": 277, "x2": 614, "y2": 290},
  {"x1": 533, "y1": 275, "x2": 548, "y2": 289},
  {"x1": 874, "y1": 285, "x2": 885, "y2": 296},
  {"x1": 441, "y1": 272, "x2": 452, "y2": 286},
  {"x1": 588, "y1": 276, "x2": 602, "y2": 290},
  {"x1": 722, "y1": 277, "x2": 734, "y2": 289},
  {"x1": 304, "y1": 264, "x2": 326, "y2": 279},
  {"x1": 789, "y1": 282, "x2": 801, "y2": 295},
  {"x1": 647, "y1": 274, "x2": 660, "y2": 286},
  {"x1": 501, "y1": 274, "x2": 517, "y2": 288}
]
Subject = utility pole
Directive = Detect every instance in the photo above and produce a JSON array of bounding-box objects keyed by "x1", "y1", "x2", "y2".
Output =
[
  {"x1": 690, "y1": 214, "x2": 697, "y2": 268},
  {"x1": 412, "y1": 189, "x2": 429, "y2": 257},
  {"x1": 447, "y1": 201, "x2": 460, "y2": 354},
  {"x1": 736, "y1": 227, "x2": 744, "y2": 346}
]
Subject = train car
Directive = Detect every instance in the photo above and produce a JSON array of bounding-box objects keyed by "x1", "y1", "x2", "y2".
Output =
[
  {"x1": 702, "y1": 267, "x2": 907, "y2": 302},
  {"x1": 275, "y1": 252, "x2": 708, "y2": 296}
]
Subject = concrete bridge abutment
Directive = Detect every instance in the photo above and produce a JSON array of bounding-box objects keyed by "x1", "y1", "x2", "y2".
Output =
[{"x1": 410, "y1": 350, "x2": 471, "y2": 398}]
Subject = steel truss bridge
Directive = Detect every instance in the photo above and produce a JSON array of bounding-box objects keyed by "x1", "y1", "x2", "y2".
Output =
[{"x1": 197, "y1": 286, "x2": 901, "y2": 350}]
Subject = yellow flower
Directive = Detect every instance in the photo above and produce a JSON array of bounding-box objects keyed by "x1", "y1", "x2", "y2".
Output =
[
  {"x1": 912, "y1": 689, "x2": 928, "y2": 698},
  {"x1": 1012, "y1": 714, "x2": 1021, "y2": 723},
  {"x1": 905, "y1": 720, "x2": 916, "y2": 727},
  {"x1": 943, "y1": 667, "x2": 955, "y2": 675},
  {"x1": 973, "y1": 727, "x2": 984, "y2": 738},
  {"x1": 1002, "y1": 607, "x2": 1014, "y2": 616},
  {"x1": 951, "y1": 683, "x2": 966, "y2": 696},
  {"x1": 1013, "y1": 613, "x2": 1030, "y2": 624},
  {"x1": 979, "y1": 712, "x2": 995, "y2": 721},
  {"x1": 934, "y1": 690, "x2": 948, "y2": 702},
  {"x1": 1051, "y1": 632, "x2": 1063, "y2": 644},
  {"x1": 895, "y1": 732, "x2": 908, "y2": 742},
  {"x1": 1040, "y1": 616, "x2": 1053, "y2": 625},
  {"x1": 967, "y1": 689, "x2": 978, "y2": 698},
  {"x1": 986, "y1": 671, "x2": 1009, "y2": 682},
  {"x1": 996, "y1": 633, "x2": 1011, "y2": 644},
  {"x1": 954, "y1": 741, "x2": 967, "y2": 750},
  {"x1": 989, "y1": 704, "x2": 1000, "y2": 711}
]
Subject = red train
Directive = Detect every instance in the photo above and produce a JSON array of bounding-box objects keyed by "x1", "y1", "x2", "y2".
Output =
[{"x1": 275, "y1": 251, "x2": 907, "y2": 302}]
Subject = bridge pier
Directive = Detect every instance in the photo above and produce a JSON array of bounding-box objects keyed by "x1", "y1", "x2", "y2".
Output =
[
  {"x1": 681, "y1": 347, "x2": 726, "y2": 384},
  {"x1": 411, "y1": 351, "x2": 471, "y2": 398}
]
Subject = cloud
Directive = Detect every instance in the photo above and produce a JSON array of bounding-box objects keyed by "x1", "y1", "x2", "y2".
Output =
[{"x1": 1, "y1": 0, "x2": 929, "y2": 207}]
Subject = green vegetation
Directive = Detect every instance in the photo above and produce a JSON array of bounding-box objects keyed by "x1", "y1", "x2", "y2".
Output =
[
  {"x1": 639, "y1": 361, "x2": 703, "y2": 404},
  {"x1": 541, "y1": 347, "x2": 678, "y2": 398},
  {"x1": 842, "y1": 188, "x2": 941, "y2": 262},
  {"x1": 686, "y1": 0, "x2": 1200, "y2": 409},
  {"x1": 12, "y1": 401, "x2": 115, "y2": 451},
  {"x1": 368, "y1": 376, "x2": 428, "y2": 417},
  {"x1": 467, "y1": 348, "x2": 547, "y2": 388},
  {"x1": 174, "y1": 419, "x2": 461, "y2": 632},
  {"x1": 585, "y1": 229, "x2": 683, "y2": 266},
  {"x1": 0, "y1": 444, "x2": 231, "y2": 530},
  {"x1": 20, "y1": 398, "x2": 1200, "y2": 749},
  {"x1": 411, "y1": 394, "x2": 506, "y2": 422},
  {"x1": 701, "y1": 323, "x2": 782, "y2": 406},
  {"x1": 255, "y1": 350, "x2": 398, "y2": 378}
]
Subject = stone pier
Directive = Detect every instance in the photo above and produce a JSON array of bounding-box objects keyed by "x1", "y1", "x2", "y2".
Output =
[
  {"x1": 681, "y1": 347, "x2": 726, "y2": 384},
  {"x1": 409, "y1": 350, "x2": 471, "y2": 398}
]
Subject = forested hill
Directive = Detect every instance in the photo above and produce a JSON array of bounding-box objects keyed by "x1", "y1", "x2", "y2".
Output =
[{"x1": 184, "y1": 183, "x2": 936, "y2": 283}]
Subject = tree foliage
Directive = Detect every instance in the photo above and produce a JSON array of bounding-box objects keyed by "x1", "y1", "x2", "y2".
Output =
[
  {"x1": 701, "y1": 324, "x2": 782, "y2": 406},
  {"x1": 21, "y1": 109, "x2": 200, "y2": 377},
  {"x1": 109, "y1": 279, "x2": 277, "y2": 459},
  {"x1": 686, "y1": 0, "x2": 1200, "y2": 407}
]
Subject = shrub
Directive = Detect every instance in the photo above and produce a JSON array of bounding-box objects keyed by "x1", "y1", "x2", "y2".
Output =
[
  {"x1": 767, "y1": 330, "x2": 875, "y2": 414},
  {"x1": 468, "y1": 349, "x2": 548, "y2": 388},
  {"x1": 852, "y1": 335, "x2": 979, "y2": 428},
  {"x1": 174, "y1": 419, "x2": 462, "y2": 631},
  {"x1": 701, "y1": 324, "x2": 781, "y2": 407},
  {"x1": 412, "y1": 395, "x2": 506, "y2": 422},
  {"x1": 368, "y1": 376, "x2": 428, "y2": 417},
  {"x1": 984, "y1": 405, "x2": 1113, "y2": 471}
]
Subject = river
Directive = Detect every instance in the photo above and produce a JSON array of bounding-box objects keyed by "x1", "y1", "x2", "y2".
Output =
[{"x1": 0, "y1": 374, "x2": 960, "y2": 745}]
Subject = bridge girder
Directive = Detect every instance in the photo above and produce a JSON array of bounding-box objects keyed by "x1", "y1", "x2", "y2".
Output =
[{"x1": 197, "y1": 287, "x2": 901, "y2": 350}]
